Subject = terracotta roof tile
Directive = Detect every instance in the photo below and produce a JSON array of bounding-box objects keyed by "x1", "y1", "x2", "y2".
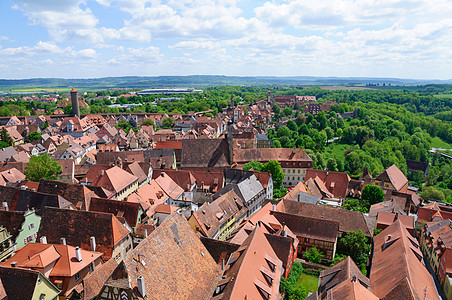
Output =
[
  {"x1": 277, "y1": 200, "x2": 372, "y2": 237},
  {"x1": 319, "y1": 256, "x2": 370, "y2": 298},
  {"x1": 82, "y1": 257, "x2": 118, "y2": 300},
  {"x1": 371, "y1": 219, "x2": 439, "y2": 299},
  {"x1": 181, "y1": 138, "x2": 231, "y2": 168},
  {"x1": 37, "y1": 208, "x2": 129, "y2": 260},
  {"x1": 305, "y1": 169, "x2": 351, "y2": 199},
  {"x1": 123, "y1": 213, "x2": 220, "y2": 300},
  {"x1": 0, "y1": 266, "x2": 51, "y2": 299},
  {"x1": 375, "y1": 164, "x2": 408, "y2": 192},
  {"x1": 271, "y1": 211, "x2": 339, "y2": 243},
  {"x1": 89, "y1": 197, "x2": 141, "y2": 228}
]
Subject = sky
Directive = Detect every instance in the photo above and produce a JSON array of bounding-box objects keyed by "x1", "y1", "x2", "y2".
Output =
[{"x1": 0, "y1": 0, "x2": 451, "y2": 79}]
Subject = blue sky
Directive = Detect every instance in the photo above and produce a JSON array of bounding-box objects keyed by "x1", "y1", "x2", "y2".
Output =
[{"x1": 0, "y1": 0, "x2": 451, "y2": 79}]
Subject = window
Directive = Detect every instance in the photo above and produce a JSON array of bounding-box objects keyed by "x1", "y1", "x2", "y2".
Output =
[
  {"x1": 29, "y1": 223, "x2": 35, "y2": 230},
  {"x1": 39, "y1": 294, "x2": 46, "y2": 300},
  {"x1": 75, "y1": 272, "x2": 81, "y2": 281}
]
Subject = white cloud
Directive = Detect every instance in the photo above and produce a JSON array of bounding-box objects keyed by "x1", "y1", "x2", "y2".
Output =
[
  {"x1": 0, "y1": 41, "x2": 97, "y2": 59},
  {"x1": 169, "y1": 41, "x2": 221, "y2": 50}
]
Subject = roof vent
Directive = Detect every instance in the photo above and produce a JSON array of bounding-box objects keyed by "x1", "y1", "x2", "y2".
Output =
[
  {"x1": 90, "y1": 236, "x2": 96, "y2": 252},
  {"x1": 75, "y1": 246, "x2": 82, "y2": 262},
  {"x1": 40, "y1": 236, "x2": 47, "y2": 244},
  {"x1": 137, "y1": 276, "x2": 146, "y2": 297},
  {"x1": 60, "y1": 237, "x2": 66, "y2": 245},
  {"x1": 11, "y1": 262, "x2": 17, "y2": 268}
]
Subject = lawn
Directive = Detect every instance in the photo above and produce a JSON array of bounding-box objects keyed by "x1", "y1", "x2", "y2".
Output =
[
  {"x1": 431, "y1": 136, "x2": 452, "y2": 149},
  {"x1": 296, "y1": 272, "x2": 319, "y2": 294},
  {"x1": 324, "y1": 143, "x2": 352, "y2": 158}
]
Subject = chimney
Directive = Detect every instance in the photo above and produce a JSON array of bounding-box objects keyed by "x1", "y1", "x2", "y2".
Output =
[
  {"x1": 60, "y1": 237, "x2": 66, "y2": 245},
  {"x1": 90, "y1": 236, "x2": 96, "y2": 252},
  {"x1": 70, "y1": 88, "x2": 80, "y2": 117},
  {"x1": 101, "y1": 170, "x2": 104, "y2": 176},
  {"x1": 137, "y1": 276, "x2": 146, "y2": 297},
  {"x1": 40, "y1": 236, "x2": 47, "y2": 244},
  {"x1": 11, "y1": 262, "x2": 17, "y2": 268},
  {"x1": 292, "y1": 148, "x2": 296, "y2": 154},
  {"x1": 227, "y1": 121, "x2": 233, "y2": 164},
  {"x1": 20, "y1": 185, "x2": 26, "y2": 190},
  {"x1": 144, "y1": 229, "x2": 148, "y2": 238},
  {"x1": 75, "y1": 246, "x2": 82, "y2": 262},
  {"x1": 272, "y1": 204, "x2": 276, "y2": 211},
  {"x1": 2, "y1": 202, "x2": 8, "y2": 211}
]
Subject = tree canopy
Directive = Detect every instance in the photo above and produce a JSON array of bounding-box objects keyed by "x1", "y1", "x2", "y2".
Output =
[
  {"x1": 337, "y1": 230, "x2": 371, "y2": 275},
  {"x1": 25, "y1": 154, "x2": 62, "y2": 182},
  {"x1": 361, "y1": 184, "x2": 385, "y2": 206}
]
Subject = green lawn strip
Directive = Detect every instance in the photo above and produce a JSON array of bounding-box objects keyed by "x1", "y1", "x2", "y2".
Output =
[
  {"x1": 431, "y1": 137, "x2": 452, "y2": 149},
  {"x1": 295, "y1": 272, "x2": 319, "y2": 294},
  {"x1": 324, "y1": 143, "x2": 350, "y2": 158}
]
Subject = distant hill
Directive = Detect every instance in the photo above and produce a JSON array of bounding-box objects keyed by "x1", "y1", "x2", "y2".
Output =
[{"x1": 0, "y1": 75, "x2": 451, "y2": 90}]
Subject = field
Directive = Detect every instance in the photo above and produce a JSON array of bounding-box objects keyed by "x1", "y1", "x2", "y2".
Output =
[
  {"x1": 324, "y1": 143, "x2": 351, "y2": 158},
  {"x1": 296, "y1": 272, "x2": 319, "y2": 294},
  {"x1": 319, "y1": 86, "x2": 373, "y2": 91},
  {"x1": 8, "y1": 88, "x2": 70, "y2": 93},
  {"x1": 431, "y1": 136, "x2": 452, "y2": 149},
  {"x1": 433, "y1": 94, "x2": 452, "y2": 99}
]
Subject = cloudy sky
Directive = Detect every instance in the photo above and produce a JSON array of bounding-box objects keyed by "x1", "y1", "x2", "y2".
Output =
[{"x1": 0, "y1": 0, "x2": 451, "y2": 79}]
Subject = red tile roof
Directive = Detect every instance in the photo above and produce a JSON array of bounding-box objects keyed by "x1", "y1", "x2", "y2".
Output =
[
  {"x1": 89, "y1": 197, "x2": 141, "y2": 228},
  {"x1": 215, "y1": 224, "x2": 283, "y2": 300},
  {"x1": 1, "y1": 243, "x2": 102, "y2": 278},
  {"x1": 91, "y1": 166, "x2": 138, "y2": 194},
  {"x1": 276, "y1": 200, "x2": 372, "y2": 237},
  {"x1": 123, "y1": 213, "x2": 220, "y2": 299},
  {"x1": 305, "y1": 169, "x2": 351, "y2": 199},
  {"x1": 319, "y1": 256, "x2": 371, "y2": 298},
  {"x1": 371, "y1": 219, "x2": 439, "y2": 299},
  {"x1": 37, "y1": 208, "x2": 130, "y2": 260},
  {"x1": 375, "y1": 164, "x2": 408, "y2": 192}
]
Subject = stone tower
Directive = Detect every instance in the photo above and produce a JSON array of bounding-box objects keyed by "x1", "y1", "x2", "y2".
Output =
[{"x1": 70, "y1": 88, "x2": 80, "y2": 117}]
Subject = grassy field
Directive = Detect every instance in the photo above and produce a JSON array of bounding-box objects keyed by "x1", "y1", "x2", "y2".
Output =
[
  {"x1": 431, "y1": 136, "x2": 452, "y2": 149},
  {"x1": 296, "y1": 272, "x2": 319, "y2": 294},
  {"x1": 10, "y1": 88, "x2": 70, "y2": 93},
  {"x1": 433, "y1": 94, "x2": 452, "y2": 99},
  {"x1": 324, "y1": 143, "x2": 352, "y2": 158}
]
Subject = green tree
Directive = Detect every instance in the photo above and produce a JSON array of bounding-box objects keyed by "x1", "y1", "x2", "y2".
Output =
[
  {"x1": 243, "y1": 161, "x2": 264, "y2": 172},
  {"x1": 283, "y1": 107, "x2": 292, "y2": 117},
  {"x1": 303, "y1": 246, "x2": 323, "y2": 264},
  {"x1": 421, "y1": 186, "x2": 445, "y2": 201},
  {"x1": 262, "y1": 160, "x2": 284, "y2": 187},
  {"x1": 337, "y1": 230, "x2": 371, "y2": 275},
  {"x1": 0, "y1": 128, "x2": 13, "y2": 148},
  {"x1": 25, "y1": 154, "x2": 62, "y2": 182},
  {"x1": 162, "y1": 117, "x2": 174, "y2": 128},
  {"x1": 277, "y1": 126, "x2": 291, "y2": 138},
  {"x1": 326, "y1": 158, "x2": 338, "y2": 172},
  {"x1": 28, "y1": 131, "x2": 41, "y2": 142},
  {"x1": 345, "y1": 151, "x2": 362, "y2": 175},
  {"x1": 331, "y1": 254, "x2": 347, "y2": 266},
  {"x1": 0, "y1": 107, "x2": 11, "y2": 116},
  {"x1": 287, "y1": 120, "x2": 298, "y2": 132},
  {"x1": 142, "y1": 118, "x2": 155, "y2": 127},
  {"x1": 361, "y1": 184, "x2": 385, "y2": 206}
]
